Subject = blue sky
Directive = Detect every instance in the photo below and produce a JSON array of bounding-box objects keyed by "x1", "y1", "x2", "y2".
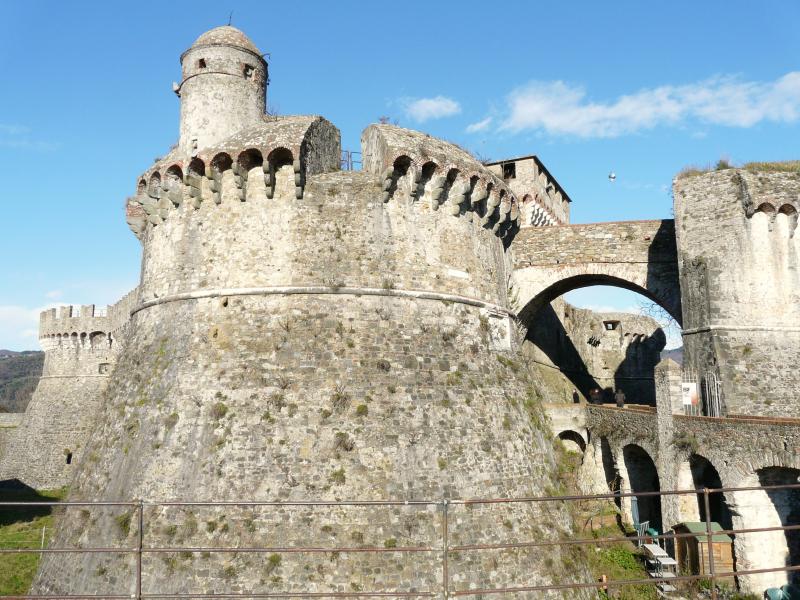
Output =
[{"x1": 1, "y1": 1, "x2": 798, "y2": 350}]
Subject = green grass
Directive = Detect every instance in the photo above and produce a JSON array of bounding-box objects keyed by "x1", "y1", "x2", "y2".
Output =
[
  {"x1": 0, "y1": 485, "x2": 64, "y2": 595},
  {"x1": 587, "y1": 527, "x2": 657, "y2": 600}
]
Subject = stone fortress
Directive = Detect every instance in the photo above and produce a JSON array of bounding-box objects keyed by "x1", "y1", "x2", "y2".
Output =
[{"x1": 0, "y1": 24, "x2": 798, "y2": 597}]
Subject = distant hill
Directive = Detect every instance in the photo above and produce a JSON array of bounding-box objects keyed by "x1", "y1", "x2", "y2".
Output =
[
  {"x1": 0, "y1": 351, "x2": 43, "y2": 413},
  {"x1": 661, "y1": 346, "x2": 684, "y2": 365}
]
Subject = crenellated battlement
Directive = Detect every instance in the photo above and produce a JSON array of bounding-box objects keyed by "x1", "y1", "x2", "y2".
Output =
[
  {"x1": 361, "y1": 124, "x2": 521, "y2": 243},
  {"x1": 38, "y1": 288, "x2": 138, "y2": 352},
  {"x1": 125, "y1": 116, "x2": 340, "y2": 238}
]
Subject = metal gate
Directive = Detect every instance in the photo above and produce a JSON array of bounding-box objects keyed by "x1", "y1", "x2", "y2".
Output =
[{"x1": 682, "y1": 368, "x2": 723, "y2": 417}]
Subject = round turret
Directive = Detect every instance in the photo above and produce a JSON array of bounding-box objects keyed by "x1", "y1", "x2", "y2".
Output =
[{"x1": 177, "y1": 26, "x2": 268, "y2": 154}]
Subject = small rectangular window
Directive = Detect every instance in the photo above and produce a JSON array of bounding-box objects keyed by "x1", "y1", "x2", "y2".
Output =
[
  {"x1": 502, "y1": 162, "x2": 516, "y2": 179},
  {"x1": 198, "y1": 58, "x2": 207, "y2": 69},
  {"x1": 604, "y1": 320, "x2": 620, "y2": 331}
]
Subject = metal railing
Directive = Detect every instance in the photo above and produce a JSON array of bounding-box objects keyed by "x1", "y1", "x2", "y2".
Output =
[
  {"x1": 2, "y1": 483, "x2": 800, "y2": 599},
  {"x1": 341, "y1": 151, "x2": 362, "y2": 171}
]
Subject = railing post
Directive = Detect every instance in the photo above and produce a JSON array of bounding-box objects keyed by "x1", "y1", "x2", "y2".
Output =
[
  {"x1": 703, "y1": 488, "x2": 716, "y2": 600},
  {"x1": 442, "y1": 499, "x2": 449, "y2": 600},
  {"x1": 136, "y1": 500, "x2": 144, "y2": 600}
]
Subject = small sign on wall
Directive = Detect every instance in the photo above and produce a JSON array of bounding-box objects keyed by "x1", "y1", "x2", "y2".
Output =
[{"x1": 681, "y1": 382, "x2": 699, "y2": 406}]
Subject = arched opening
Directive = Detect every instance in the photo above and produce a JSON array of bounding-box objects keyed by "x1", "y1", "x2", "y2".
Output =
[
  {"x1": 211, "y1": 153, "x2": 233, "y2": 175},
  {"x1": 689, "y1": 454, "x2": 732, "y2": 531},
  {"x1": 165, "y1": 165, "x2": 183, "y2": 206},
  {"x1": 758, "y1": 467, "x2": 800, "y2": 584},
  {"x1": 188, "y1": 158, "x2": 205, "y2": 178},
  {"x1": 238, "y1": 148, "x2": 263, "y2": 172},
  {"x1": 417, "y1": 161, "x2": 437, "y2": 202},
  {"x1": 237, "y1": 149, "x2": 265, "y2": 200},
  {"x1": 165, "y1": 165, "x2": 183, "y2": 187},
  {"x1": 387, "y1": 155, "x2": 412, "y2": 199},
  {"x1": 622, "y1": 444, "x2": 662, "y2": 533},
  {"x1": 519, "y1": 280, "x2": 675, "y2": 406},
  {"x1": 148, "y1": 172, "x2": 161, "y2": 198},
  {"x1": 557, "y1": 430, "x2": 586, "y2": 454},
  {"x1": 137, "y1": 179, "x2": 147, "y2": 196},
  {"x1": 266, "y1": 147, "x2": 294, "y2": 198},
  {"x1": 777, "y1": 204, "x2": 798, "y2": 237},
  {"x1": 89, "y1": 331, "x2": 107, "y2": 350}
]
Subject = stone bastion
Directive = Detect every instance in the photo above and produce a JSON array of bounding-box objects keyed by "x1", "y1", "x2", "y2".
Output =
[{"x1": 30, "y1": 37, "x2": 590, "y2": 592}]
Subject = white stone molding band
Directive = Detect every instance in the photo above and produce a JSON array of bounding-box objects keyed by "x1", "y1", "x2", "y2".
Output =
[
  {"x1": 132, "y1": 286, "x2": 514, "y2": 317},
  {"x1": 682, "y1": 325, "x2": 800, "y2": 336}
]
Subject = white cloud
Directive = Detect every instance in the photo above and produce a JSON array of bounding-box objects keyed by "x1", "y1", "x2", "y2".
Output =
[
  {"x1": 402, "y1": 96, "x2": 461, "y2": 122},
  {"x1": 45, "y1": 290, "x2": 63, "y2": 299},
  {"x1": 0, "y1": 123, "x2": 59, "y2": 151},
  {"x1": 466, "y1": 116, "x2": 493, "y2": 133},
  {"x1": 500, "y1": 72, "x2": 800, "y2": 137}
]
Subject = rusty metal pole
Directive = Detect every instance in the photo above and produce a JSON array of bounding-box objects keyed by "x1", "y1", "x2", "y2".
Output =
[
  {"x1": 703, "y1": 488, "x2": 717, "y2": 600},
  {"x1": 136, "y1": 500, "x2": 144, "y2": 600},
  {"x1": 442, "y1": 499, "x2": 449, "y2": 600}
]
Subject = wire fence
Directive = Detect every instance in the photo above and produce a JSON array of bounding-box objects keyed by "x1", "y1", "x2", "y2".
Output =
[{"x1": 2, "y1": 483, "x2": 799, "y2": 599}]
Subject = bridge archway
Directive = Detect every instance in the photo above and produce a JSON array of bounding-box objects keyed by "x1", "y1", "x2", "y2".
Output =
[
  {"x1": 511, "y1": 220, "x2": 682, "y2": 326},
  {"x1": 557, "y1": 430, "x2": 586, "y2": 454},
  {"x1": 620, "y1": 443, "x2": 662, "y2": 533}
]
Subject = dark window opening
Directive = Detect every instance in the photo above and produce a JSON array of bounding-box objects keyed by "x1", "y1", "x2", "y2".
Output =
[
  {"x1": 99, "y1": 363, "x2": 110, "y2": 374},
  {"x1": 66, "y1": 452, "x2": 73, "y2": 465},
  {"x1": 502, "y1": 162, "x2": 516, "y2": 179},
  {"x1": 604, "y1": 320, "x2": 620, "y2": 331},
  {"x1": 198, "y1": 58, "x2": 207, "y2": 69},
  {"x1": 243, "y1": 64, "x2": 254, "y2": 79}
]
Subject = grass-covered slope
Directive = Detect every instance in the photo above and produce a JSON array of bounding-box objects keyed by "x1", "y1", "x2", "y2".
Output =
[{"x1": 0, "y1": 484, "x2": 63, "y2": 595}]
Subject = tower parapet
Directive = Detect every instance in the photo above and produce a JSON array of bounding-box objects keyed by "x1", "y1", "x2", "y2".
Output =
[
  {"x1": 362, "y1": 124, "x2": 521, "y2": 243},
  {"x1": 674, "y1": 166, "x2": 800, "y2": 417},
  {"x1": 126, "y1": 115, "x2": 340, "y2": 239}
]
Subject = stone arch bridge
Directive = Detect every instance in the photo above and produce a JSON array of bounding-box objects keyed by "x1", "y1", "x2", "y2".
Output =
[
  {"x1": 511, "y1": 219, "x2": 682, "y2": 325},
  {"x1": 544, "y1": 361, "x2": 800, "y2": 594}
]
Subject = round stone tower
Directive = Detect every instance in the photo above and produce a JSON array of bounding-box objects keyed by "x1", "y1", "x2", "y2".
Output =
[
  {"x1": 177, "y1": 26, "x2": 268, "y2": 155},
  {"x1": 33, "y1": 26, "x2": 589, "y2": 598}
]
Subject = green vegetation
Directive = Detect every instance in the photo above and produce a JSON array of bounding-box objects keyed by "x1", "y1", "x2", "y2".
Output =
[
  {"x1": 587, "y1": 534, "x2": 657, "y2": 600},
  {"x1": 330, "y1": 468, "x2": 346, "y2": 485},
  {"x1": 677, "y1": 159, "x2": 800, "y2": 179},
  {"x1": 211, "y1": 401, "x2": 228, "y2": 420},
  {"x1": 743, "y1": 160, "x2": 800, "y2": 173},
  {"x1": 0, "y1": 486, "x2": 64, "y2": 595},
  {"x1": 115, "y1": 511, "x2": 132, "y2": 537}
]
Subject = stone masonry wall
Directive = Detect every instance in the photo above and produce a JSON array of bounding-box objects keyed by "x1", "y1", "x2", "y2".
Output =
[
  {"x1": 674, "y1": 168, "x2": 800, "y2": 416},
  {"x1": 511, "y1": 220, "x2": 682, "y2": 323},
  {"x1": 34, "y1": 162, "x2": 590, "y2": 596},
  {"x1": 527, "y1": 298, "x2": 665, "y2": 404}
]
